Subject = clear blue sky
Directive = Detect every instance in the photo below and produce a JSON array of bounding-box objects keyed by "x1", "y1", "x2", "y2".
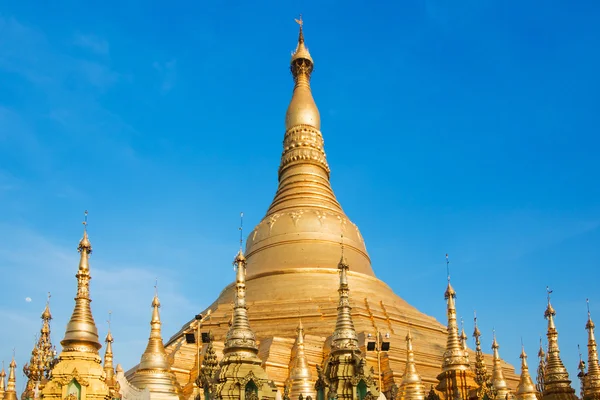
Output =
[{"x1": 1, "y1": 0, "x2": 599, "y2": 391}]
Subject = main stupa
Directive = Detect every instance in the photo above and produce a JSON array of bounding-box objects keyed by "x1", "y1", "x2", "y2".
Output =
[{"x1": 161, "y1": 20, "x2": 519, "y2": 398}]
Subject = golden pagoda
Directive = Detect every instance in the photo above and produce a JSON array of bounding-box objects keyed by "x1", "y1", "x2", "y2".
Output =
[
  {"x1": 214, "y1": 250, "x2": 277, "y2": 400},
  {"x1": 5, "y1": 357, "x2": 18, "y2": 400},
  {"x1": 161, "y1": 19, "x2": 518, "y2": 399},
  {"x1": 41, "y1": 214, "x2": 111, "y2": 400},
  {"x1": 128, "y1": 291, "x2": 182, "y2": 400},
  {"x1": 399, "y1": 329, "x2": 425, "y2": 400},
  {"x1": 540, "y1": 290, "x2": 577, "y2": 400},
  {"x1": 515, "y1": 347, "x2": 539, "y2": 400},
  {"x1": 584, "y1": 300, "x2": 600, "y2": 400},
  {"x1": 435, "y1": 274, "x2": 477, "y2": 400},
  {"x1": 287, "y1": 320, "x2": 315, "y2": 400},
  {"x1": 490, "y1": 332, "x2": 510, "y2": 400}
]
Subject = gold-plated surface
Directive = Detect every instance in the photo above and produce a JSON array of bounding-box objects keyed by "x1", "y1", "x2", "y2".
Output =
[
  {"x1": 215, "y1": 250, "x2": 277, "y2": 400},
  {"x1": 104, "y1": 326, "x2": 119, "y2": 397},
  {"x1": 22, "y1": 298, "x2": 57, "y2": 400},
  {"x1": 5, "y1": 358, "x2": 18, "y2": 400},
  {"x1": 435, "y1": 281, "x2": 477, "y2": 400},
  {"x1": 159, "y1": 21, "x2": 519, "y2": 399},
  {"x1": 223, "y1": 250, "x2": 258, "y2": 355},
  {"x1": 400, "y1": 329, "x2": 424, "y2": 400},
  {"x1": 61, "y1": 224, "x2": 102, "y2": 353},
  {"x1": 0, "y1": 366, "x2": 6, "y2": 399},
  {"x1": 318, "y1": 256, "x2": 379, "y2": 400},
  {"x1": 472, "y1": 316, "x2": 493, "y2": 399},
  {"x1": 42, "y1": 218, "x2": 111, "y2": 400},
  {"x1": 287, "y1": 320, "x2": 315, "y2": 400},
  {"x1": 245, "y1": 20, "x2": 372, "y2": 278},
  {"x1": 515, "y1": 348, "x2": 538, "y2": 400},
  {"x1": 541, "y1": 293, "x2": 577, "y2": 400},
  {"x1": 490, "y1": 333, "x2": 509, "y2": 399},
  {"x1": 537, "y1": 340, "x2": 546, "y2": 394},
  {"x1": 128, "y1": 293, "x2": 182, "y2": 400},
  {"x1": 584, "y1": 303, "x2": 600, "y2": 400}
]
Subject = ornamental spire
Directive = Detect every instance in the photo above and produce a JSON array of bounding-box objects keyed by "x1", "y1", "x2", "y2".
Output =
[
  {"x1": 515, "y1": 347, "x2": 538, "y2": 400},
  {"x1": 129, "y1": 286, "x2": 181, "y2": 398},
  {"x1": 585, "y1": 299, "x2": 600, "y2": 400},
  {"x1": 286, "y1": 14, "x2": 320, "y2": 131},
  {"x1": 23, "y1": 294, "x2": 57, "y2": 397},
  {"x1": 536, "y1": 338, "x2": 546, "y2": 393},
  {"x1": 5, "y1": 357, "x2": 18, "y2": 400},
  {"x1": 400, "y1": 328, "x2": 425, "y2": 400},
  {"x1": 460, "y1": 318, "x2": 469, "y2": 364},
  {"x1": 288, "y1": 320, "x2": 315, "y2": 400},
  {"x1": 490, "y1": 331, "x2": 509, "y2": 399},
  {"x1": 223, "y1": 248, "x2": 258, "y2": 354},
  {"x1": 473, "y1": 312, "x2": 489, "y2": 386},
  {"x1": 104, "y1": 312, "x2": 116, "y2": 391},
  {"x1": 542, "y1": 287, "x2": 577, "y2": 399},
  {"x1": 61, "y1": 211, "x2": 102, "y2": 353},
  {"x1": 0, "y1": 365, "x2": 5, "y2": 399},
  {"x1": 331, "y1": 244, "x2": 359, "y2": 353},
  {"x1": 441, "y1": 255, "x2": 468, "y2": 371}
]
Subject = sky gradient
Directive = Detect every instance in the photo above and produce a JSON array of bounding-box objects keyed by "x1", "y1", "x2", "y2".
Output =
[{"x1": 1, "y1": 0, "x2": 599, "y2": 392}]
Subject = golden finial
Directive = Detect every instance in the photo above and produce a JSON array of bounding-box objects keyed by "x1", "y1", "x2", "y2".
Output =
[
  {"x1": 536, "y1": 337, "x2": 546, "y2": 393},
  {"x1": 441, "y1": 253, "x2": 466, "y2": 373},
  {"x1": 129, "y1": 288, "x2": 181, "y2": 397},
  {"x1": 61, "y1": 212, "x2": 101, "y2": 352},
  {"x1": 516, "y1": 346, "x2": 539, "y2": 400},
  {"x1": 286, "y1": 14, "x2": 319, "y2": 130},
  {"x1": 585, "y1": 298, "x2": 600, "y2": 399},
  {"x1": 473, "y1": 311, "x2": 490, "y2": 389}
]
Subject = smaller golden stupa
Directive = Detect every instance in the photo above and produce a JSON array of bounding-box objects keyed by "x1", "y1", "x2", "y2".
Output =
[
  {"x1": 128, "y1": 290, "x2": 182, "y2": 400},
  {"x1": 41, "y1": 213, "x2": 111, "y2": 400},
  {"x1": 515, "y1": 347, "x2": 539, "y2": 400},
  {"x1": 399, "y1": 329, "x2": 425, "y2": 400},
  {"x1": 5, "y1": 357, "x2": 19, "y2": 400},
  {"x1": 541, "y1": 290, "x2": 577, "y2": 400}
]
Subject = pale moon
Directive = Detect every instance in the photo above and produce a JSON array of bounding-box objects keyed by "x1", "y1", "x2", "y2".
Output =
[{"x1": 25, "y1": 297, "x2": 32, "y2": 303}]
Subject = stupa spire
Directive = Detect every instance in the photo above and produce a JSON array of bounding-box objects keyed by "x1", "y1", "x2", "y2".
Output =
[
  {"x1": 490, "y1": 331, "x2": 509, "y2": 399},
  {"x1": 472, "y1": 313, "x2": 489, "y2": 386},
  {"x1": 23, "y1": 294, "x2": 57, "y2": 399},
  {"x1": 331, "y1": 244, "x2": 359, "y2": 353},
  {"x1": 441, "y1": 255, "x2": 468, "y2": 371},
  {"x1": 61, "y1": 211, "x2": 102, "y2": 353},
  {"x1": 460, "y1": 318, "x2": 469, "y2": 364},
  {"x1": 288, "y1": 319, "x2": 315, "y2": 400},
  {"x1": 515, "y1": 347, "x2": 538, "y2": 400},
  {"x1": 129, "y1": 285, "x2": 181, "y2": 399},
  {"x1": 223, "y1": 248, "x2": 258, "y2": 354},
  {"x1": 542, "y1": 287, "x2": 577, "y2": 400},
  {"x1": 585, "y1": 299, "x2": 600, "y2": 400},
  {"x1": 5, "y1": 357, "x2": 18, "y2": 400},
  {"x1": 0, "y1": 364, "x2": 5, "y2": 399},
  {"x1": 104, "y1": 311, "x2": 116, "y2": 391},
  {"x1": 245, "y1": 17, "x2": 373, "y2": 278},
  {"x1": 400, "y1": 328, "x2": 425, "y2": 400},
  {"x1": 536, "y1": 338, "x2": 546, "y2": 393}
]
